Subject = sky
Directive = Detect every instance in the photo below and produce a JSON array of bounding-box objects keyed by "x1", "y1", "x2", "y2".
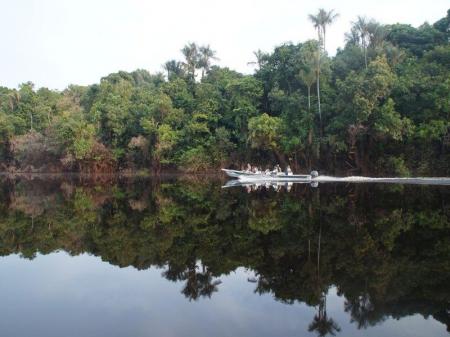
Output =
[{"x1": 1, "y1": 0, "x2": 448, "y2": 90}]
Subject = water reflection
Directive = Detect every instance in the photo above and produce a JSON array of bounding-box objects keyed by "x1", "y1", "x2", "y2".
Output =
[{"x1": 0, "y1": 175, "x2": 448, "y2": 336}]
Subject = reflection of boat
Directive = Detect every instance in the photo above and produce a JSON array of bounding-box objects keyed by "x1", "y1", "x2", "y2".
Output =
[
  {"x1": 222, "y1": 179, "x2": 316, "y2": 190},
  {"x1": 221, "y1": 169, "x2": 318, "y2": 182}
]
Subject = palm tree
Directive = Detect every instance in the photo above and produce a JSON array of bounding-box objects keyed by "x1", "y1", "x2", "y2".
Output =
[
  {"x1": 344, "y1": 26, "x2": 360, "y2": 46},
  {"x1": 308, "y1": 9, "x2": 339, "y2": 136},
  {"x1": 181, "y1": 42, "x2": 200, "y2": 81},
  {"x1": 299, "y1": 41, "x2": 318, "y2": 112},
  {"x1": 299, "y1": 68, "x2": 315, "y2": 111},
  {"x1": 308, "y1": 9, "x2": 339, "y2": 52},
  {"x1": 299, "y1": 41, "x2": 320, "y2": 165},
  {"x1": 352, "y1": 16, "x2": 370, "y2": 69},
  {"x1": 198, "y1": 45, "x2": 218, "y2": 79},
  {"x1": 247, "y1": 49, "x2": 268, "y2": 70},
  {"x1": 163, "y1": 60, "x2": 184, "y2": 80},
  {"x1": 367, "y1": 21, "x2": 386, "y2": 50}
]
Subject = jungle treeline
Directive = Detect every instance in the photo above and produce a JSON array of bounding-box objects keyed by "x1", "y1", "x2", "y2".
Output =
[{"x1": 1, "y1": 9, "x2": 449, "y2": 175}]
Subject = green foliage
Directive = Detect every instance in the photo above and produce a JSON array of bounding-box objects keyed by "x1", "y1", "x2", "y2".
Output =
[
  {"x1": 378, "y1": 156, "x2": 411, "y2": 176},
  {"x1": 178, "y1": 146, "x2": 212, "y2": 172},
  {"x1": 72, "y1": 124, "x2": 96, "y2": 160},
  {"x1": 373, "y1": 98, "x2": 413, "y2": 141},
  {"x1": 0, "y1": 9, "x2": 449, "y2": 175},
  {"x1": 386, "y1": 23, "x2": 447, "y2": 56},
  {"x1": 248, "y1": 113, "x2": 282, "y2": 151}
]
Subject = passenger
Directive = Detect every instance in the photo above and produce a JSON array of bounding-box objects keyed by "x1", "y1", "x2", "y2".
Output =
[
  {"x1": 265, "y1": 168, "x2": 270, "y2": 175},
  {"x1": 286, "y1": 165, "x2": 293, "y2": 176},
  {"x1": 272, "y1": 165, "x2": 278, "y2": 175},
  {"x1": 246, "y1": 163, "x2": 251, "y2": 172}
]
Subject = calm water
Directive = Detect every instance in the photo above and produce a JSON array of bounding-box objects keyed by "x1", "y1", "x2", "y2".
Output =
[{"x1": 0, "y1": 175, "x2": 448, "y2": 337}]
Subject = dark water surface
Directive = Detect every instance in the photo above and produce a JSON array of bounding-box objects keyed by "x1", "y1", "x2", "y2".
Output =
[{"x1": 0, "y1": 175, "x2": 448, "y2": 337}]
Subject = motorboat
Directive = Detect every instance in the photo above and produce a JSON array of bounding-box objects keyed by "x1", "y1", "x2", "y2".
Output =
[{"x1": 221, "y1": 168, "x2": 319, "y2": 182}]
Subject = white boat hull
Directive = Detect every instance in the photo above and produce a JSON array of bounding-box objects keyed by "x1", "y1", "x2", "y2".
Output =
[{"x1": 221, "y1": 169, "x2": 314, "y2": 182}]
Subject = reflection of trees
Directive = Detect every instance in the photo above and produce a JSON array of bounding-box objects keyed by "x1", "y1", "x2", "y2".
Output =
[
  {"x1": 163, "y1": 261, "x2": 222, "y2": 301},
  {"x1": 344, "y1": 293, "x2": 381, "y2": 329},
  {"x1": 308, "y1": 196, "x2": 341, "y2": 337},
  {"x1": 180, "y1": 263, "x2": 222, "y2": 301},
  {"x1": 0, "y1": 176, "x2": 449, "y2": 333},
  {"x1": 309, "y1": 294, "x2": 341, "y2": 337}
]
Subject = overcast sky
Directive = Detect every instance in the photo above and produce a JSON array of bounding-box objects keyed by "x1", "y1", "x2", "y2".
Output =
[{"x1": 1, "y1": 0, "x2": 448, "y2": 90}]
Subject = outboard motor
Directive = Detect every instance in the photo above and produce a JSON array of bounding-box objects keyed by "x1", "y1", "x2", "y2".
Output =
[{"x1": 310, "y1": 170, "x2": 319, "y2": 178}]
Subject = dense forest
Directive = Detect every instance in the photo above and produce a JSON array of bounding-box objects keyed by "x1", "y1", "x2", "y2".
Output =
[
  {"x1": 1, "y1": 9, "x2": 449, "y2": 175},
  {"x1": 0, "y1": 176, "x2": 448, "y2": 335}
]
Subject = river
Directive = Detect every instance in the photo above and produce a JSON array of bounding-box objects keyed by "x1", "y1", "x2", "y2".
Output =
[{"x1": 0, "y1": 175, "x2": 448, "y2": 337}]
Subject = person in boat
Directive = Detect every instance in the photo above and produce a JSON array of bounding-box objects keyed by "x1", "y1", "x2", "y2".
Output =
[
  {"x1": 246, "y1": 163, "x2": 251, "y2": 172},
  {"x1": 271, "y1": 165, "x2": 278, "y2": 175},
  {"x1": 285, "y1": 165, "x2": 293, "y2": 176}
]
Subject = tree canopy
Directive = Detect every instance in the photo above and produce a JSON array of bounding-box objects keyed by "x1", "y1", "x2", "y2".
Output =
[{"x1": 0, "y1": 11, "x2": 449, "y2": 175}]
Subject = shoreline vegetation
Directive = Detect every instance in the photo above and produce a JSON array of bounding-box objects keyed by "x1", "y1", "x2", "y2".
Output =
[{"x1": 1, "y1": 9, "x2": 449, "y2": 176}]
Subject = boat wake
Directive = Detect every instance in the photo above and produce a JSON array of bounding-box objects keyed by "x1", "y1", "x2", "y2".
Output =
[
  {"x1": 315, "y1": 176, "x2": 450, "y2": 185},
  {"x1": 222, "y1": 175, "x2": 450, "y2": 189},
  {"x1": 221, "y1": 168, "x2": 450, "y2": 188}
]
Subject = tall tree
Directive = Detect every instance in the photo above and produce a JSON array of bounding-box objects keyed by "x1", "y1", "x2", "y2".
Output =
[
  {"x1": 352, "y1": 16, "x2": 370, "y2": 69},
  {"x1": 198, "y1": 45, "x2": 218, "y2": 79},
  {"x1": 299, "y1": 41, "x2": 318, "y2": 112},
  {"x1": 163, "y1": 60, "x2": 185, "y2": 80},
  {"x1": 298, "y1": 42, "x2": 318, "y2": 160},
  {"x1": 308, "y1": 9, "x2": 339, "y2": 52},
  {"x1": 308, "y1": 9, "x2": 339, "y2": 135},
  {"x1": 247, "y1": 49, "x2": 268, "y2": 70},
  {"x1": 181, "y1": 42, "x2": 200, "y2": 81}
]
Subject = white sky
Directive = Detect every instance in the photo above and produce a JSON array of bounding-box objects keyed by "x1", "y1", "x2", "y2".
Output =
[{"x1": 1, "y1": 0, "x2": 448, "y2": 90}]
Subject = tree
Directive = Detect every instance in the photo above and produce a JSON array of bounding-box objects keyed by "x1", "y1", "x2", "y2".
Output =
[
  {"x1": 181, "y1": 42, "x2": 200, "y2": 81},
  {"x1": 17, "y1": 82, "x2": 37, "y2": 131},
  {"x1": 299, "y1": 41, "x2": 319, "y2": 111},
  {"x1": 163, "y1": 60, "x2": 185, "y2": 81},
  {"x1": 248, "y1": 113, "x2": 283, "y2": 162},
  {"x1": 308, "y1": 9, "x2": 339, "y2": 134},
  {"x1": 198, "y1": 45, "x2": 218, "y2": 79},
  {"x1": 308, "y1": 8, "x2": 339, "y2": 51},
  {"x1": 352, "y1": 16, "x2": 370, "y2": 69},
  {"x1": 247, "y1": 49, "x2": 268, "y2": 70}
]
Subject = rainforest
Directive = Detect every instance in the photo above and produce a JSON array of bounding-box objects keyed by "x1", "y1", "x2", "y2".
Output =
[{"x1": 1, "y1": 10, "x2": 449, "y2": 175}]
